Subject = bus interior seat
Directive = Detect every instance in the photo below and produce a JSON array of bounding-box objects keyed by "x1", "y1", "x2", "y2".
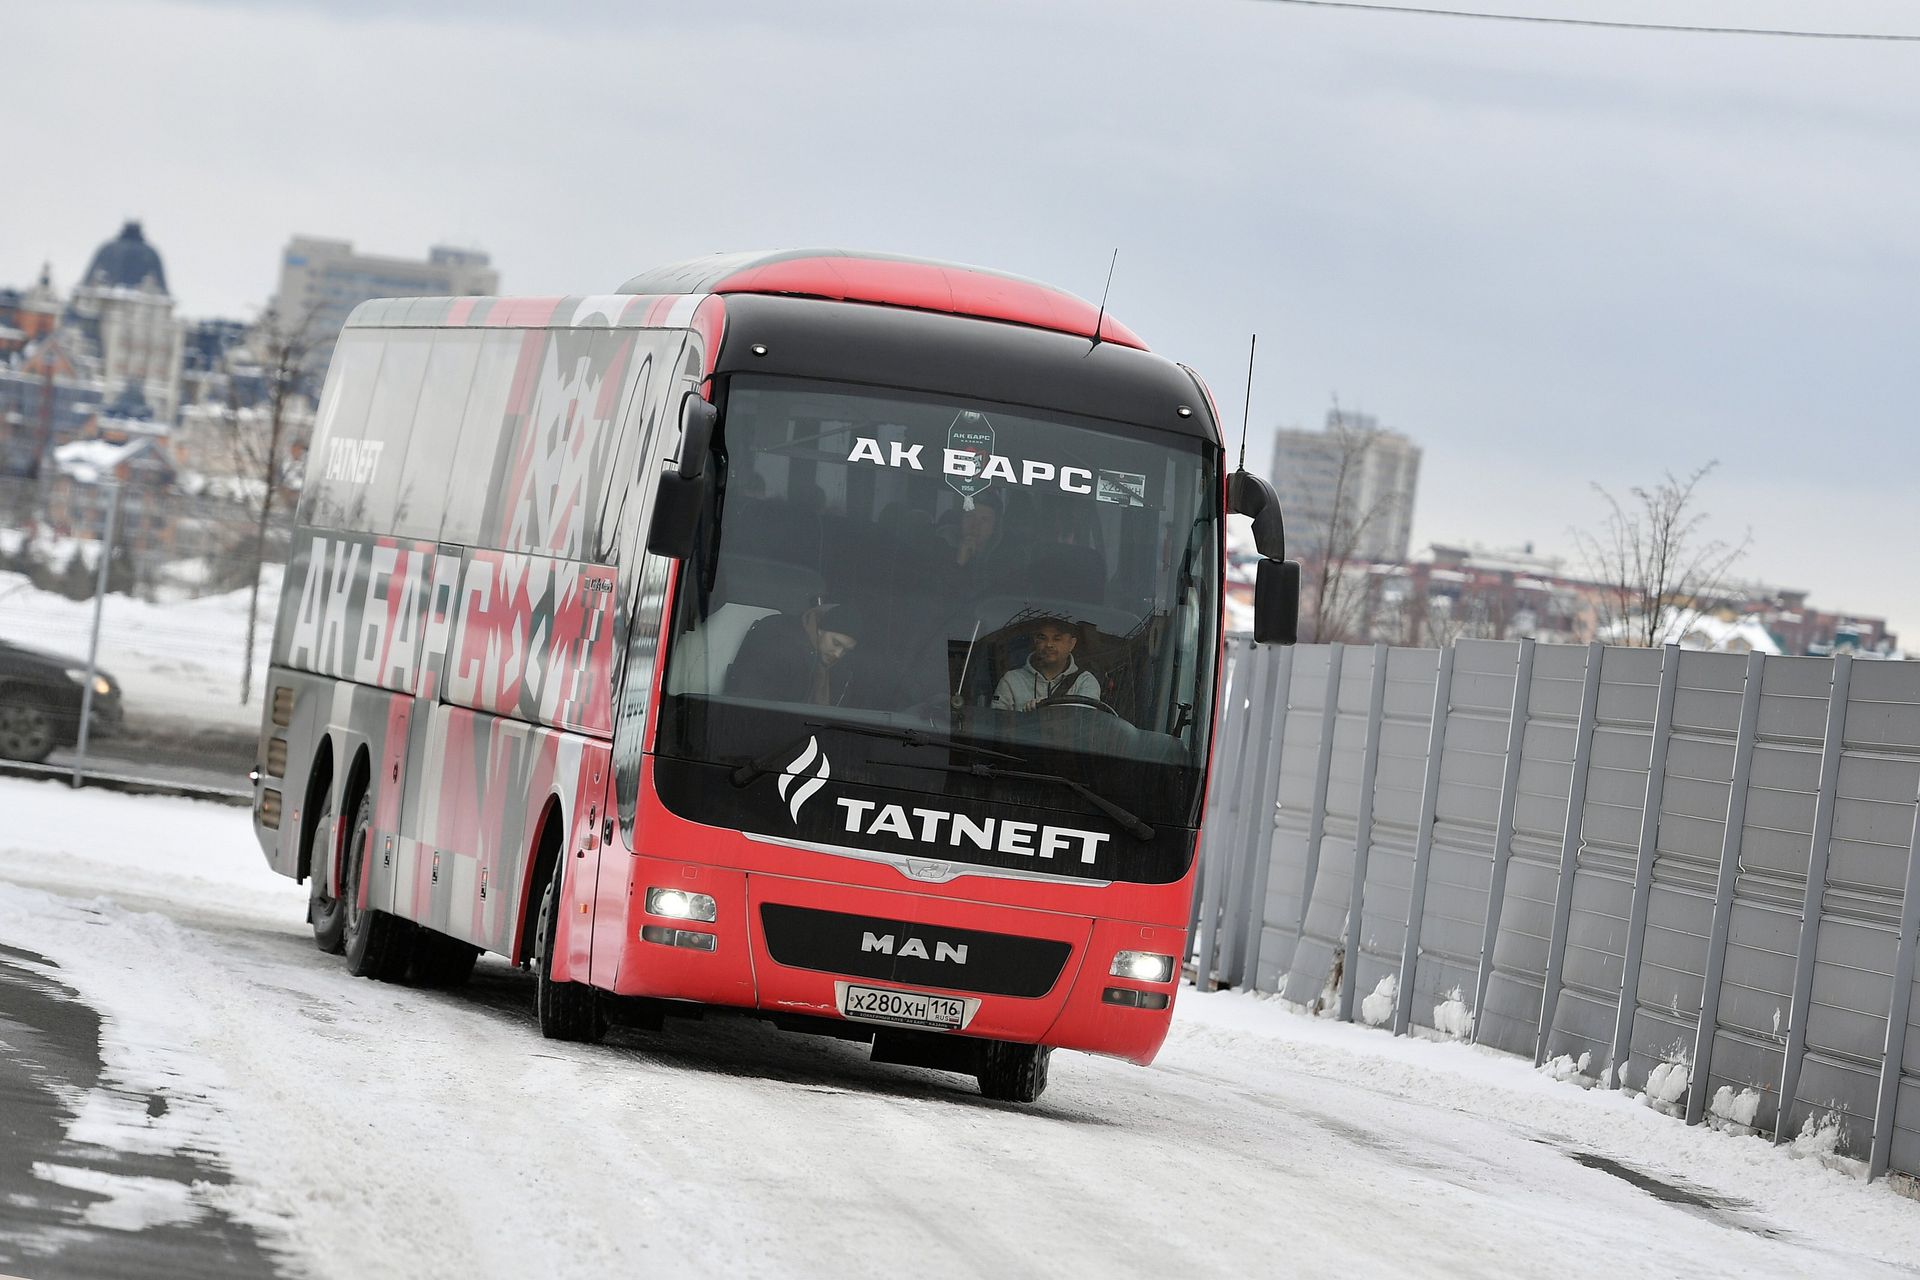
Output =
[{"x1": 665, "y1": 556, "x2": 824, "y2": 695}]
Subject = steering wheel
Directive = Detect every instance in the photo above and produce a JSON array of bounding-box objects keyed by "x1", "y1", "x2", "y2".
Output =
[{"x1": 1032, "y1": 694, "x2": 1122, "y2": 718}]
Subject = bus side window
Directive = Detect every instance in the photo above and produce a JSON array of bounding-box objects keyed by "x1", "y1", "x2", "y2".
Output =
[
  {"x1": 612, "y1": 335, "x2": 701, "y2": 834},
  {"x1": 347, "y1": 331, "x2": 431, "y2": 535},
  {"x1": 391, "y1": 330, "x2": 482, "y2": 542},
  {"x1": 440, "y1": 331, "x2": 525, "y2": 547},
  {"x1": 298, "y1": 332, "x2": 384, "y2": 529}
]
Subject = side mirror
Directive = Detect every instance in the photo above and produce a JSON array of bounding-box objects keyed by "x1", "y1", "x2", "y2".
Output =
[
  {"x1": 1227, "y1": 470, "x2": 1286, "y2": 561},
  {"x1": 1253, "y1": 558, "x2": 1300, "y2": 646},
  {"x1": 646, "y1": 472, "x2": 703, "y2": 558},
  {"x1": 676, "y1": 393, "x2": 717, "y2": 480},
  {"x1": 646, "y1": 393, "x2": 717, "y2": 558}
]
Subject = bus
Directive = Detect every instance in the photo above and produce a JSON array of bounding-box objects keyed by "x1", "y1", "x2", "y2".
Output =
[{"x1": 251, "y1": 249, "x2": 1297, "y2": 1102}]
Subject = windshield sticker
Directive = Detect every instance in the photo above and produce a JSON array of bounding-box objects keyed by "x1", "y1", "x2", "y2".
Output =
[
  {"x1": 1096, "y1": 470, "x2": 1148, "y2": 507},
  {"x1": 845, "y1": 421, "x2": 1109, "y2": 501},
  {"x1": 945, "y1": 412, "x2": 995, "y2": 511}
]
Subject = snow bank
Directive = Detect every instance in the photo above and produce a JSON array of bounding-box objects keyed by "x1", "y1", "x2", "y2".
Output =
[
  {"x1": 1543, "y1": 1052, "x2": 1594, "y2": 1087},
  {"x1": 1794, "y1": 1110, "x2": 1847, "y2": 1159},
  {"x1": 1358, "y1": 973, "x2": 1397, "y2": 1027},
  {"x1": 1432, "y1": 987, "x2": 1474, "y2": 1039},
  {"x1": 1641, "y1": 1058, "x2": 1690, "y2": 1113},
  {"x1": 1712, "y1": 1085, "x2": 1765, "y2": 1130}
]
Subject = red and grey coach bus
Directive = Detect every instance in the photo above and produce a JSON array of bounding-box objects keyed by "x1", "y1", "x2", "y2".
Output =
[{"x1": 252, "y1": 250, "x2": 1296, "y2": 1101}]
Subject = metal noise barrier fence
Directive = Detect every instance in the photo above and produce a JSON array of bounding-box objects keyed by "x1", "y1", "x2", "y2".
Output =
[{"x1": 1194, "y1": 635, "x2": 1920, "y2": 1185}]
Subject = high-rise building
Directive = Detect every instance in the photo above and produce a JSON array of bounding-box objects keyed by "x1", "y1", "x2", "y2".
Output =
[
  {"x1": 274, "y1": 236, "x2": 498, "y2": 370},
  {"x1": 1269, "y1": 409, "x2": 1421, "y2": 564}
]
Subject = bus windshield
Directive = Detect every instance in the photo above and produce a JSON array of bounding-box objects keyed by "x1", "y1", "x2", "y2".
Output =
[{"x1": 658, "y1": 375, "x2": 1221, "y2": 844}]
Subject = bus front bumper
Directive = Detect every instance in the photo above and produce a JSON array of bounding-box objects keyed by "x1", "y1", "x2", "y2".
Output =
[{"x1": 604, "y1": 852, "x2": 1185, "y2": 1066}]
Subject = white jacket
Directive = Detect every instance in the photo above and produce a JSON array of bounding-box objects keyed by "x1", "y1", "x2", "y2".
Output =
[{"x1": 993, "y1": 660, "x2": 1100, "y2": 710}]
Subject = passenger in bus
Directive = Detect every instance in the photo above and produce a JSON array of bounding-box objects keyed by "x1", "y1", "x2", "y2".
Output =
[
  {"x1": 725, "y1": 601, "x2": 870, "y2": 706},
  {"x1": 940, "y1": 489, "x2": 1012, "y2": 593},
  {"x1": 993, "y1": 616, "x2": 1101, "y2": 711}
]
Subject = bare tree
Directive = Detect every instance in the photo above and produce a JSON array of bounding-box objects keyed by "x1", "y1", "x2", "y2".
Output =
[
  {"x1": 1298, "y1": 409, "x2": 1403, "y2": 643},
  {"x1": 221, "y1": 302, "x2": 323, "y2": 704},
  {"x1": 1405, "y1": 582, "x2": 1512, "y2": 649},
  {"x1": 1573, "y1": 462, "x2": 1750, "y2": 649}
]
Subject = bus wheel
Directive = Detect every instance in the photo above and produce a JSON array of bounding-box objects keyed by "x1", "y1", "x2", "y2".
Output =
[
  {"x1": 408, "y1": 930, "x2": 480, "y2": 988},
  {"x1": 341, "y1": 790, "x2": 415, "y2": 982},
  {"x1": 306, "y1": 793, "x2": 345, "y2": 954},
  {"x1": 534, "y1": 857, "x2": 604, "y2": 1043},
  {"x1": 977, "y1": 1042, "x2": 1052, "y2": 1104}
]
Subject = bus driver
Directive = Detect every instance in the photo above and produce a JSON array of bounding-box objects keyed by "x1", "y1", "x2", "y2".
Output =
[{"x1": 992, "y1": 616, "x2": 1100, "y2": 712}]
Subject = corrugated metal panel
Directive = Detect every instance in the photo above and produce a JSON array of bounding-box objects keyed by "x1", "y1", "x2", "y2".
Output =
[
  {"x1": 1621, "y1": 649, "x2": 1746, "y2": 1103},
  {"x1": 1284, "y1": 645, "x2": 1382, "y2": 1009},
  {"x1": 1406, "y1": 640, "x2": 1521, "y2": 1038},
  {"x1": 1478, "y1": 642, "x2": 1591, "y2": 1057},
  {"x1": 1779, "y1": 660, "x2": 1920, "y2": 1155},
  {"x1": 1252, "y1": 645, "x2": 1334, "y2": 992},
  {"x1": 1348, "y1": 647, "x2": 1441, "y2": 1027}
]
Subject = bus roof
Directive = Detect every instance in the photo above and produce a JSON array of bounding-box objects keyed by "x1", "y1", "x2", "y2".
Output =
[
  {"x1": 343, "y1": 251, "x2": 1149, "y2": 353},
  {"x1": 617, "y1": 249, "x2": 1148, "y2": 351}
]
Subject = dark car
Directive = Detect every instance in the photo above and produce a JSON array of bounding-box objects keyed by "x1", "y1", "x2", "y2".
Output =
[{"x1": 0, "y1": 638, "x2": 124, "y2": 763}]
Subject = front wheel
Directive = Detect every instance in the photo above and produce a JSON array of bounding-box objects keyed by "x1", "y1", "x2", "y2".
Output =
[
  {"x1": 341, "y1": 790, "x2": 414, "y2": 981},
  {"x1": 977, "y1": 1041, "x2": 1052, "y2": 1103},
  {"x1": 534, "y1": 857, "x2": 604, "y2": 1042}
]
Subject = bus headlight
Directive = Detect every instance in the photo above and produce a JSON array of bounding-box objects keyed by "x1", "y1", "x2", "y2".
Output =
[
  {"x1": 645, "y1": 887, "x2": 717, "y2": 923},
  {"x1": 1110, "y1": 951, "x2": 1174, "y2": 984}
]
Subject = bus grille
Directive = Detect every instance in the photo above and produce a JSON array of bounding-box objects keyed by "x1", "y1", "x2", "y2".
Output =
[{"x1": 759, "y1": 903, "x2": 1072, "y2": 999}]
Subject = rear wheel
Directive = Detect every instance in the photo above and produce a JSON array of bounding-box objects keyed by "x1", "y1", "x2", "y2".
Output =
[
  {"x1": 307, "y1": 792, "x2": 345, "y2": 954},
  {"x1": 978, "y1": 1041, "x2": 1052, "y2": 1103},
  {"x1": 0, "y1": 690, "x2": 58, "y2": 763},
  {"x1": 341, "y1": 790, "x2": 414, "y2": 981},
  {"x1": 534, "y1": 856, "x2": 604, "y2": 1042}
]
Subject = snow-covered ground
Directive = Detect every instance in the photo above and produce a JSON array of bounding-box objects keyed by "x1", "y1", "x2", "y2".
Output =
[
  {"x1": 2, "y1": 776, "x2": 1917, "y2": 1278},
  {"x1": 0, "y1": 568, "x2": 277, "y2": 735}
]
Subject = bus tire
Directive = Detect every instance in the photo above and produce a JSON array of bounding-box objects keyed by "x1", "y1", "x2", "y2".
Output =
[
  {"x1": 341, "y1": 790, "x2": 415, "y2": 982},
  {"x1": 977, "y1": 1042, "x2": 1052, "y2": 1103},
  {"x1": 306, "y1": 791, "x2": 345, "y2": 954},
  {"x1": 534, "y1": 856, "x2": 604, "y2": 1043},
  {"x1": 409, "y1": 930, "x2": 480, "y2": 988}
]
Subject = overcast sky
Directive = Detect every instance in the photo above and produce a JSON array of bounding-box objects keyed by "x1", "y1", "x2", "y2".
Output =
[{"x1": 8, "y1": 0, "x2": 1917, "y2": 635}]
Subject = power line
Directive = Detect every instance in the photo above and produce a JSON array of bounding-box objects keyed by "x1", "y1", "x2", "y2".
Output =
[{"x1": 1255, "y1": 0, "x2": 1920, "y2": 42}]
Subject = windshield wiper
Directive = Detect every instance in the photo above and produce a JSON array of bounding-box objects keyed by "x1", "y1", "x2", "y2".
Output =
[
  {"x1": 905, "y1": 761, "x2": 1156, "y2": 842},
  {"x1": 730, "y1": 722, "x2": 1022, "y2": 788}
]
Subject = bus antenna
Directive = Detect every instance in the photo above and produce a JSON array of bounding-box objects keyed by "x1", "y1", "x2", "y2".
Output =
[
  {"x1": 1090, "y1": 248, "x2": 1118, "y2": 351},
  {"x1": 1238, "y1": 333, "x2": 1257, "y2": 473}
]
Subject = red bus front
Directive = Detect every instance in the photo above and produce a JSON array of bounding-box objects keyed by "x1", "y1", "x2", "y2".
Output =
[{"x1": 568, "y1": 293, "x2": 1229, "y2": 1095}]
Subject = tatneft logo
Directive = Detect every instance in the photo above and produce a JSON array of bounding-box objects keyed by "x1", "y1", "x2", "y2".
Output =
[
  {"x1": 836, "y1": 799, "x2": 1110, "y2": 866},
  {"x1": 777, "y1": 737, "x2": 1112, "y2": 867},
  {"x1": 862, "y1": 931, "x2": 969, "y2": 965},
  {"x1": 777, "y1": 736, "x2": 831, "y2": 822}
]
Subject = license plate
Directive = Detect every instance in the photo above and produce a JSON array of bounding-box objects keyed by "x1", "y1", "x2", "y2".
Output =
[{"x1": 836, "y1": 982, "x2": 972, "y2": 1031}]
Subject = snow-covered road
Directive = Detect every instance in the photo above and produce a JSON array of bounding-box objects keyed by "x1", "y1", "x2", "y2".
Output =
[{"x1": 2, "y1": 777, "x2": 1917, "y2": 1279}]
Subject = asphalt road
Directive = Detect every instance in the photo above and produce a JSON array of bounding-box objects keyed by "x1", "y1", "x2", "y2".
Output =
[{"x1": 0, "y1": 943, "x2": 283, "y2": 1279}]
